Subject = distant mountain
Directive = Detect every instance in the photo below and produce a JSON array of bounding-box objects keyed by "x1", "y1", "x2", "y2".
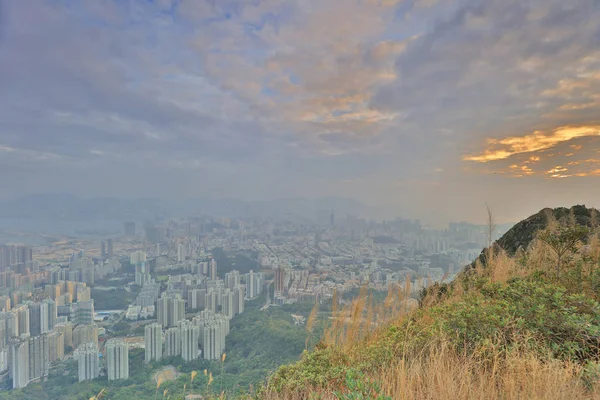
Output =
[{"x1": 0, "y1": 194, "x2": 382, "y2": 222}]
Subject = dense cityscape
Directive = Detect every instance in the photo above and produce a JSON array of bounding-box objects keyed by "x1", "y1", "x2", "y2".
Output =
[{"x1": 0, "y1": 211, "x2": 509, "y2": 393}]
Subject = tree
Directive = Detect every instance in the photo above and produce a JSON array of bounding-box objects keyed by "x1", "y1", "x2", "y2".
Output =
[{"x1": 537, "y1": 224, "x2": 589, "y2": 279}]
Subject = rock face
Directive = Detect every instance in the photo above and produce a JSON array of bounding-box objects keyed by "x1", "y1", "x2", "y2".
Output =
[{"x1": 467, "y1": 205, "x2": 598, "y2": 271}]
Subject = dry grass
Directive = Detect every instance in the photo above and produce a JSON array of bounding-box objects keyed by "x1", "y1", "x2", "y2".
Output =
[
  {"x1": 321, "y1": 282, "x2": 416, "y2": 352},
  {"x1": 261, "y1": 343, "x2": 599, "y2": 400}
]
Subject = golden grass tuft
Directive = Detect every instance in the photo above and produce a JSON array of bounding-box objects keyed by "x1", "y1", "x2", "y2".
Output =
[{"x1": 261, "y1": 342, "x2": 599, "y2": 400}]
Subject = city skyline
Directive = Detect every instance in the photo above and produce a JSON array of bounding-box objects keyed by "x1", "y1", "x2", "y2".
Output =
[{"x1": 1, "y1": 1, "x2": 599, "y2": 225}]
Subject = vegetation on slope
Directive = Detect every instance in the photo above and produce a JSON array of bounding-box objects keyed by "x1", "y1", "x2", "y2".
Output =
[{"x1": 263, "y1": 206, "x2": 600, "y2": 399}]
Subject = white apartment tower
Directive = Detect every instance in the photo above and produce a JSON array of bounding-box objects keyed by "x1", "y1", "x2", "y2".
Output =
[
  {"x1": 164, "y1": 327, "x2": 181, "y2": 358},
  {"x1": 179, "y1": 321, "x2": 200, "y2": 362},
  {"x1": 157, "y1": 294, "x2": 185, "y2": 328},
  {"x1": 224, "y1": 270, "x2": 240, "y2": 290},
  {"x1": 209, "y1": 259, "x2": 217, "y2": 281},
  {"x1": 106, "y1": 338, "x2": 129, "y2": 381},
  {"x1": 220, "y1": 289, "x2": 234, "y2": 320},
  {"x1": 76, "y1": 342, "x2": 100, "y2": 382},
  {"x1": 144, "y1": 323, "x2": 163, "y2": 363}
]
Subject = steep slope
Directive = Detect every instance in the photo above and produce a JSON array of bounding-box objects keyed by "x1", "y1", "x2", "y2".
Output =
[
  {"x1": 262, "y1": 206, "x2": 600, "y2": 399},
  {"x1": 467, "y1": 205, "x2": 598, "y2": 272}
]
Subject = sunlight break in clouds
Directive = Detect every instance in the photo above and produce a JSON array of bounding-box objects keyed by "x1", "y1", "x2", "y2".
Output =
[{"x1": 464, "y1": 126, "x2": 600, "y2": 162}]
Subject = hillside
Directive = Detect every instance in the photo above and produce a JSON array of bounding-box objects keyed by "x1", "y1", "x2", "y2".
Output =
[
  {"x1": 473, "y1": 205, "x2": 598, "y2": 264},
  {"x1": 261, "y1": 206, "x2": 600, "y2": 399}
]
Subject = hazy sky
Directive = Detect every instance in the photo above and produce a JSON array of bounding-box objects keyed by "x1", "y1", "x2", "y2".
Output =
[{"x1": 1, "y1": 0, "x2": 599, "y2": 224}]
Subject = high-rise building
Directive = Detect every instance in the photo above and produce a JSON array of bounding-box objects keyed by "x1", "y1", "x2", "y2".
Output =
[
  {"x1": 17, "y1": 306, "x2": 30, "y2": 336},
  {"x1": 75, "y1": 300, "x2": 95, "y2": 325},
  {"x1": 205, "y1": 290, "x2": 217, "y2": 313},
  {"x1": 1, "y1": 311, "x2": 19, "y2": 338},
  {"x1": 144, "y1": 323, "x2": 162, "y2": 363},
  {"x1": 28, "y1": 334, "x2": 49, "y2": 382},
  {"x1": 106, "y1": 338, "x2": 129, "y2": 381},
  {"x1": 0, "y1": 347, "x2": 8, "y2": 374},
  {"x1": 101, "y1": 241, "x2": 106, "y2": 259},
  {"x1": 130, "y1": 251, "x2": 147, "y2": 265},
  {"x1": 177, "y1": 243, "x2": 185, "y2": 262},
  {"x1": 225, "y1": 270, "x2": 240, "y2": 290},
  {"x1": 0, "y1": 295, "x2": 11, "y2": 311},
  {"x1": 187, "y1": 288, "x2": 206, "y2": 310},
  {"x1": 274, "y1": 266, "x2": 287, "y2": 295},
  {"x1": 73, "y1": 324, "x2": 98, "y2": 350},
  {"x1": 76, "y1": 342, "x2": 100, "y2": 382},
  {"x1": 55, "y1": 322, "x2": 74, "y2": 350},
  {"x1": 179, "y1": 321, "x2": 199, "y2": 362},
  {"x1": 107, "y1": 238, "x2": 114, "y2": 258},
  {"x1": 47, "y1": 331, "x2": 64, "y2": 363},
  {"x1": 47, "y1": 284, "x2": 61, "y2": 300},
  {"x1": 163, "y1": 327, "x2": 181, "y2": 358},
  {"x1": 9, "y1": 338, "x2": 29, "y2": 389},
  {"x1": 77, "y1": 287, "x2": 91, "y2": 302},
  {"x1": 233, "y1": 285, "x2": 245, "y2": 316},
  {"x1": 124, "y1": 222, "x2": 136, "y2": 236},
  {"x1": 156, "y1": 294, "x2": 185, "y2": 328},
  {"x1": 145, "y1": 226, "x2": 166, "y2": 244},
  {"x1": 193, "y1": 310, "x2": 229, "y2": 361},
  {"x1": 40, "y1": 299, "x2": 57, "y2": 334},
  {"x1": 0, "y1": 322, "x2": 5, "y2": 349},
  {"x1": 28, "y1": 302, "x2": 42, "y2": 336},
  {"x1": 220, "y1": 289, "x2": 234, "y2": 320},
  {"x1": 245, "y1": 270, "x2": 264, "y2": 300},
  {"x1": 209, "y1": 259, "x2": 217, "y2": 281}
]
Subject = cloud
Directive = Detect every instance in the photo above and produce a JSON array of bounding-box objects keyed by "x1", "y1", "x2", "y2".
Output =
[
  {"x1": 464, "y1": 125, "x2": 600, "y2": 162},
  {"x1": 2, "y1": 0, "x2": 600, "y2": 223}
]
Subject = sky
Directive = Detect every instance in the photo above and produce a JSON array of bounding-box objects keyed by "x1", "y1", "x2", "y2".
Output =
[{"x1": 0, "y1": 0, "x2": 599, "y2": 225}]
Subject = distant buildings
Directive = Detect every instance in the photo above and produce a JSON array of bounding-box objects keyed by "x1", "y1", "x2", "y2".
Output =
[
  {"x1": 55, "y1": 322, "x2": 73, "y2": 349},
  {"x1": 225, "y1": 270, "x2": 240, "y2": 290},
  {"x1": 106, "y1": 338, "x2": 129, "y2": 381},
  {"x1": 221, "y1": 289, "x2": 234, "y2": 320},
  {"x1": 73, "y1": 324, "x2": 98, "y2": 350},
  {"x1": 164, "y1": 327, "x2": 180, "y2": 358},
  {"x1": 9, "y1": 338, "x2": 29, "y2": 389},
  {"x1": 47, "y1": 331, "x2": 65, "y2": 363},
  {"x1": 28, "y1": 303, "x2": 41, "y2": 336},
  {"x1": 130, "y1": 251, "x2": 147, "y2": 265},
  {"x1": 71, "y1": 300, "x2": 95, "y2": 325},
  {"x1": 233, "y1": 285, "x2": 245, "y2": 315},
  {"x1": 145, "y1": 226, "x2": 166, "y2": 244},
  {"x1": 187, "y1": 288, "x2": 206, "y2": 310},
  {"x1": 131, "y1": 251, "x2": 150, "y2": 286},
  {"x1": 157, "y1": 294, "x2": 185, "y2": 328},
  {"x1": 274, "y1": 266, "x2": 287, "y2": 295},
  {"x1": 209, "y1": 259, "x2": 218, "y2": 281},
  {"x1": 76, "y1": 342, "x2": 100, "y2": 382},
  {"x1": 245, "y1": 270, "x2": 264, "y2": 300},
  {"x1": 193, "y1": 310, "x2": 229, "y2": 360},
  {"x1": 102, "y1": 239, "x2": 114, "y2": 259},
  {"x1": 8, "y1": 334, "x2": 51, "y2": 389},
  {"x1": 179, "y1": 320, "x2": 200, "y2": 362},
  {"x1": 124, "y1": 221, "x2": 136, "y2": 236},
  {"x1": 177, "y1": 243, "x2": 185, "y2": 262},
  {"x1": 40, "y1": 299, "x2": 57, "y2": 334},
  {"x1": 0, "y1": 245, "x2": 33, "y2": 272},
  {"x1": 144, "y1": 323, "x2": 162, "y2": 363}
]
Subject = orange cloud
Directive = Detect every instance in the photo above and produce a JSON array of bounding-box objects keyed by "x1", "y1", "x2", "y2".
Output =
[{"x1": 464, "y1": 125, "x2": 600, "y2": 162}]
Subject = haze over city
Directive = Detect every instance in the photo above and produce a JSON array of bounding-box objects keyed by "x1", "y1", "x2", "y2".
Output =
[{"x1": 1, "y1": 0, "x2": 599, "y2": 225}]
